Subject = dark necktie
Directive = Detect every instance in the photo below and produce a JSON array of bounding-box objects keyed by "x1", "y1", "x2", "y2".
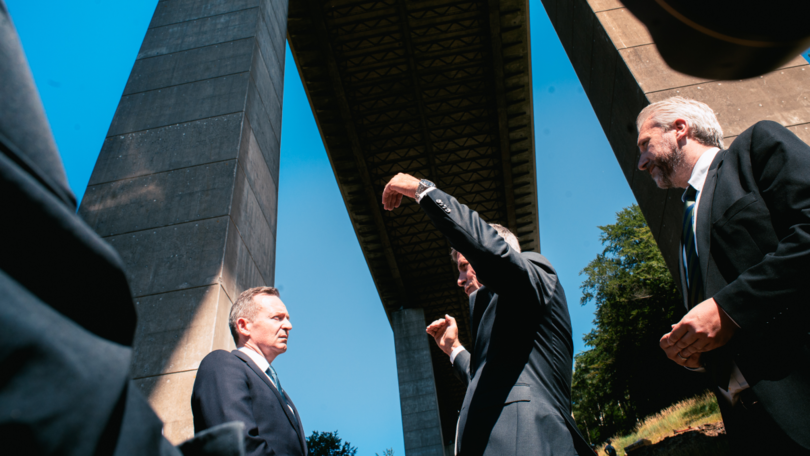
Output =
[
  {"x1": 266, "y1": 365, "x2": 293, "y2": 414},
  {"x1": 682, "y1": 185, "x2": 704, "y2": 308},
  {"x1": 684, "y1": 186, "x2": 732, "y2": 390}
]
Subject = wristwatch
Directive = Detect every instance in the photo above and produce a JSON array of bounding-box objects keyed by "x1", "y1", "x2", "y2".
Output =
[{"x1": 415, "y1": 179, "x2": 435, "y2": 202}]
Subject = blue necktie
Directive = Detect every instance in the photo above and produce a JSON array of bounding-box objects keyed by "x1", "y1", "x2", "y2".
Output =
[
  {"x1": 682, "y1": 186, "x2": 704, "y2": 308},
  {"x1": 266, "y1": 365, "x2": 293, "y2": 413}
]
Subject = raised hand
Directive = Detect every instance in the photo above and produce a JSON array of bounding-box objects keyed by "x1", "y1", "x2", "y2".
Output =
[
  {"x1": 426, "y1": 314, "x2": 461, "y2": 356},
  {"x1": 382, "y1": 173, "x2": 421, "y2": 211}
]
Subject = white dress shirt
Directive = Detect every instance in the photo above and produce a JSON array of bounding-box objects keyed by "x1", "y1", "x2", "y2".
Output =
[
  {"x1": 449, "y1": 345, "x2": 466, "y2": 365},
  {"x1": 414, "y1": 185, "x2": 436, "y2": 203},
  {"x1": 683, "y1": 148, "x2": 749, "y2": 405}
]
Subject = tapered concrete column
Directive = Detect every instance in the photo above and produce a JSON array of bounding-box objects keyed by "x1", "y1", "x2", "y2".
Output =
[
  {"x1": 77, "y1": 0, "x2": 288, "y2": 443},
  {"x1": 393, "y1": 308, "x2": 448, "y2": 456}
]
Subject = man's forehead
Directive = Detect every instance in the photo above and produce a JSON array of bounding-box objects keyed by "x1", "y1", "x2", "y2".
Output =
[
  {"x1": 637, "y1": 119, "x2": 659, "y2": 144},
  {"x1": 257, "y1": 295, "x2": 288, "y2": 314}
]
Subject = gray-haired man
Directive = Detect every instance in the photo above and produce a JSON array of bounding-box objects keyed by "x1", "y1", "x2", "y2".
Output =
[
  {"x1": 636, "y1": 97, "x2": 810, "y2": 453},
  {"x1": 192, "y1": 287, "x2": 308, "y2": 456}
]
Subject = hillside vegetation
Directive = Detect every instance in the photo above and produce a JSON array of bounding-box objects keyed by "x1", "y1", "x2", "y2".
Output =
[
  {"x1": 595, "y1": 392, "x2": 725, "y2": 456},
  {"x1": 573, "y1": 205, "x2": 706, "y2": 441}
]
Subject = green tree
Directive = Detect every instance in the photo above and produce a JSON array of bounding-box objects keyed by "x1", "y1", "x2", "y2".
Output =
[
  {"x1": 572, "y1": 205, "x2": 705, "y2": 442},
  {"x1": 376, "y1": 449, "x2": 395, "y2": 456},
  {"x1": 306, "y1": 430, "x2": 357, "y2": 456}
]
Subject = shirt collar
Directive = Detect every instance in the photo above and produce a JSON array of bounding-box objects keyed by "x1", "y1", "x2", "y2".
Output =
[
  {"x1": 238, "y1": 346, "x2": 270, "y2": 371},
  {"x1": 682, "y1": 147, "x2": 720, "y2": 201}
]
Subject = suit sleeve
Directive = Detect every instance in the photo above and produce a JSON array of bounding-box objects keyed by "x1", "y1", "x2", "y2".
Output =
[
  {"x1": 419, "y1": 189, "x2": 555, "y2": 305},
  {"x1": 191, "y1": 351, "x2": 274, "y2": 456},
  {"x1": 452, "y1": 349, "x2": 472, "y2": 387},
  {"x1": 713, "y1": 121, "x2": 810, "y2": 331}
]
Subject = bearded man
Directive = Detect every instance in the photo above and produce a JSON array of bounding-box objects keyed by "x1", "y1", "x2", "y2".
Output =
[{"x1": 636, "y1": 97, "x2": 810, "y2": 454}]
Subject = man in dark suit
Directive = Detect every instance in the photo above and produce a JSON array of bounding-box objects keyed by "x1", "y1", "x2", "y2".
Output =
[
  {"x1": 192, "y1": 287, "x2": 308, "y2": 456},
  {"x1": 636, "y1": 97, "x2": 810, "y2": 453},
  {"x1": 382, "y1": 175, "x2": 594, "y2": 456}
]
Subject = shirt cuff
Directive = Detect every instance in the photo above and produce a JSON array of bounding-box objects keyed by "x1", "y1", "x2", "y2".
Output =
[
  {"x1": 449, "y1": 345, "x2": 466, "y2": 365},
  {"x1": 718, "y1": 304, "x2": 741, "y2": 328},
  {"x1": 414, "y1": 186, "x2": 436, "y2": 203},
  {"x1": 684, "y1": 365, "x2": 706, "y2": 373}
]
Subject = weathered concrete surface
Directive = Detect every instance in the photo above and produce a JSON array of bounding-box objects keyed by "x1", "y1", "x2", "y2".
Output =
[
  {"x1": 134, "y1": 369, "x2": 199, "y2": 442},
  {"x1": 540, "y1": 0, "x2": 810, "y2": 280},
  {"x1": 124, "y1": 39, "x2": 255, "y2": 95},
  {"x1": 393, "y1": 308, "x2": 447, "y2": 456},
  {"x1": 131, "y1": 284, "x2": 235, "y2": 379},
  {"x1": 78, "y1": 0, "x2": 287, "y2": 443},
  {"x1": 89, "y1": 114, "x2": 243, "y2": 185}
]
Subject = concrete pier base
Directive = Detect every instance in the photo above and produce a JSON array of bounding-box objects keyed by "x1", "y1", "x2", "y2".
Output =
[{"x1": 393, "y1": 308, "x2": 450, "y2": 456}]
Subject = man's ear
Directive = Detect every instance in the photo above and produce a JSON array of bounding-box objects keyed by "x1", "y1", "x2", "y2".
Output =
[
  {"x1": 673, "y1": 118, "x2": 690, "y2": 142},
  {"x1": 236, "y1": 317, "x2": 251, "y2": 339}
]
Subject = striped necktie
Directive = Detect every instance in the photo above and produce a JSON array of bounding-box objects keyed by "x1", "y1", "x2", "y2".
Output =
[
  {"x1": 266, "y1": 365, "x2": 293, "y2": 413},
  {"x1": 682, "y1": 185, "x2": 704, "y2": 308}
]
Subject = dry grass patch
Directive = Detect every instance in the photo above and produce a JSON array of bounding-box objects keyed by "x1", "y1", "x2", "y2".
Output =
[{"x1": 596, "y1": 392, "x2": 723, "y2": 455}]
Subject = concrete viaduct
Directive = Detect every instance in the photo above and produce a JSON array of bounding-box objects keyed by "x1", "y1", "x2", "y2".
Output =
[{"x1": 75, "y1": 0, "x2": 809, "y2": 454}]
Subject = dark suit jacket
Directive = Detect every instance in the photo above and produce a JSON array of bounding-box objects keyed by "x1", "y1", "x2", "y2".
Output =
[
  {"x1": 0, "y1": 3, "x2": 179, "y2": 455},
  {"x1": 420, "y1": 190, "x2": 594, "y2": 456},
  {"x1": 688, "y1": 121, "x2": 810, "y2": 448},
  {"x1": 192, "y1": 350, "x2": 308, "y2": 456}
]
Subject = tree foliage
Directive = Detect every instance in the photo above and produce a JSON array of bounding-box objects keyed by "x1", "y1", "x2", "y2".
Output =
[
  {"x1": 572, "y1": 205, "x2": 706, "y2": 442},
  {"x1": 306, "y1": 430, "x2": 357, "y2": 456}
]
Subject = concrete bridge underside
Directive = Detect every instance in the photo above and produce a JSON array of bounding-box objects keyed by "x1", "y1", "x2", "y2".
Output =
[
  {"x1": 286, "y1": 0, "x2": 538, "y2": 453},
  {"x1": 77, "y1": 0, "x2": 809, "y2": 452},
  {"x1": 289, "y1": 0, "x2": 810, "y2": 453}
]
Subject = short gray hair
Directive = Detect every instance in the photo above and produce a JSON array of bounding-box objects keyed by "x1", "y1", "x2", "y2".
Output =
[
  {"x1": 229, "y1": 286, "x2": 280, "y2": 343},
  {"x1": 636, "y1": 97, "x2": 724, "y2": 149},
  {"x1": 451, "y1": 223, "x2": 521, "y2": 262}
]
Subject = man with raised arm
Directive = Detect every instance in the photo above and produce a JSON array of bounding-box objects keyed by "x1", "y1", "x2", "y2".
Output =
[{"x1": 382, "y1": 174, "x2": 594, "y2": 456}]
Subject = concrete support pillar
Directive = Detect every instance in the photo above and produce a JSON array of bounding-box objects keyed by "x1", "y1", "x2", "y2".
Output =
[
  {"x1": 77, "y1": 0, "x2": 288, "y2": 443},
  {"x1": 393, "y1": 308, "x2": 448, "y2": 456}
]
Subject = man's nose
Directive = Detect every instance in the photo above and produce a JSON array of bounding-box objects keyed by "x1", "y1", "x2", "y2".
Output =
[
  {"x1": 638, "y1": 151, "x2": 649, "y2": 170},
  {"x1": 283, "y1": 319, "x2": 292, "y2": 330},
  {"x1": 457, "y1": 271, "x2": 466, "y2": 288}
]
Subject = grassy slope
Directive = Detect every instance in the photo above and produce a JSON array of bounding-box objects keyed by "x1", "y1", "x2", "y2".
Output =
[{"x1": 595, "y1": 392, "x2": 723, "y2": 455}]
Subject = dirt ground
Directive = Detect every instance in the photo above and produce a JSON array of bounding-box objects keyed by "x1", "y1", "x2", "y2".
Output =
[{"x1": 626, "y1": 422, "x2": 730, "y2": 456}]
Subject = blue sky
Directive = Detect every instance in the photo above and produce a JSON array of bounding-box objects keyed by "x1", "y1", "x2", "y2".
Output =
[{"x1": 6, "y1": 1, "x2": 637, "y2": 454}]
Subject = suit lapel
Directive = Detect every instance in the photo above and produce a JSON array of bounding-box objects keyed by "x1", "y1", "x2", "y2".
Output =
[
  {"x1": 232, "y1": 351, "x2": 303, "y2": 445},
  {"x1": 697, "y1": 151, "x2": 724, "y2": 284},
  {"x1": 286, "y1": 394, "x2": 308, "y2": 453},
  {"x1": 468, "y1": 289, "x2": 477, "y2": 344}
]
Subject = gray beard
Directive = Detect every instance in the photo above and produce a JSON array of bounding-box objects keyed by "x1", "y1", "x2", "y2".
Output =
[{"x1": 655, "y1": 139, "x2": 685, "y2": 189}]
